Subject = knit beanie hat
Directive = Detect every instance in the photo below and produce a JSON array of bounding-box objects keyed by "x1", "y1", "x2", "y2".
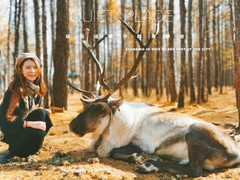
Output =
[{"x1": 15, "y1": 53, "x2": 41, "y2": 71}]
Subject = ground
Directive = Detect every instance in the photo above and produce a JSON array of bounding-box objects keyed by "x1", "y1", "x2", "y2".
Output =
[{"x1": 0, "y1": 87, "x2": 240, "y2": 180}]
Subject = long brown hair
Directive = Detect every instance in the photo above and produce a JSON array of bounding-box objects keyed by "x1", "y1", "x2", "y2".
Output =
[{"x1": 9, "y1": 53, "x2": 47, "y2": 97}]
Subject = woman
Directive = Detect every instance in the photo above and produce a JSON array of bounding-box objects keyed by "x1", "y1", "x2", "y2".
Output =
[{"x1": 0, "y1": 52, "x2": 53, "y2": 164}]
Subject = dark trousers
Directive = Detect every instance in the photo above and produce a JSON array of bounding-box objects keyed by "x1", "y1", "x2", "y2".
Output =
[{"x1": 4, "y1": 109, "x2": 53, "y2": 157}]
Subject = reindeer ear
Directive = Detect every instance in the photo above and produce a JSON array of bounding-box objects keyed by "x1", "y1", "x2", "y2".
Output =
[{"x1": 108, "y1": 99, "x2": 124, "y2": 112}]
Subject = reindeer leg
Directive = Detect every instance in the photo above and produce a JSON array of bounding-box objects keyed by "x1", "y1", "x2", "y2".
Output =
[
  {"x1": 110, "y1": 142, "x2": 143, "y2": 164},
  {"x1": 136, "y1": 159, "x2": 197, "y2": 176},
  {"x1": 185, "y1": 139, "x2": 205, "y2": 177},
  {"x1": 137, "y1": 125, "x2": 208, "y2": 177},
  {"x1": 136, "y1": 146, "x2": 204, "y2": 177},
  {"x1": 184, "y1": 123, "x2": 234, "y2": 177}
]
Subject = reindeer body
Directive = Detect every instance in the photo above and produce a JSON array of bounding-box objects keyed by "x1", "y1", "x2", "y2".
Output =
[
  {"x1": 97, "y1": 102, "x2": 192, "y2": 157},
  {"x1": 69, "y1": 100, "x2": 240, "y2": 176}
]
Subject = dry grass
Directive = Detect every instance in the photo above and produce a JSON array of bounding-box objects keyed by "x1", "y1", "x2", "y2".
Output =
[{"x1": 0, "y1": 87, "x2": 240, "y2": 180}]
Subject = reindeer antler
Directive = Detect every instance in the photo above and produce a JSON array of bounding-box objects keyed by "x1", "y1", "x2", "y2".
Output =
[
  {"x1": 68, "y1": 18, "x2": 159, "y2": 104},
  {"x1": 67, "y1": 80, "x2": 95, "y2": 98},
  {"x1": 100, "y1": 18, "x2": 159, "y2": 101},
  {"x1": 67, "y1": 33, "x2": 108, "y2": 96},
  {"x1": 81, "y1": 40, "x2": 112, "y2": 95}
]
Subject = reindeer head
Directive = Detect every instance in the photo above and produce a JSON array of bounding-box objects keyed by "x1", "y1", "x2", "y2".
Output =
[
  {"x1": 69, "y1": 99, "x2": 123, "y2": 136},
  {"x1": 67, "y1": 18, "x2": 159, "y2": 137}
]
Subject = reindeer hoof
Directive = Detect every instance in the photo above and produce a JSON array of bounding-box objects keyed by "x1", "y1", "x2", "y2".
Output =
[{"x1": 136, "y1": 160, "x2": 159, "y2": 174}]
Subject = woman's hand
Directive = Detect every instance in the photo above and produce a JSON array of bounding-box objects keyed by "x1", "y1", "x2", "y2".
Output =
[
  {"x1": 44, "y1": 109, "x2": 52, "y2": 116},
  {"x1": 26, "y1": 121, "x2": 46, "y2": 131}
]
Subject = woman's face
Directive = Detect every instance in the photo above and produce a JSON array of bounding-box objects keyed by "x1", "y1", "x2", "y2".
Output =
[{"x1": 22, "y1": 59, "x2": 39, "y2": 82}]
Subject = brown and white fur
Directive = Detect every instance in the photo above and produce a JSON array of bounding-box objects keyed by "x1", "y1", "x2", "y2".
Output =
[{"x1": 69, "y1": 99, "x2": 240, "y2": 177}]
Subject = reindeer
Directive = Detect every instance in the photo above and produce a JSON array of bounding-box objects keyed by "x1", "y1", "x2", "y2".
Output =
[{"x1": 67, "y1": 19, "x2": 240, "y2": 177}]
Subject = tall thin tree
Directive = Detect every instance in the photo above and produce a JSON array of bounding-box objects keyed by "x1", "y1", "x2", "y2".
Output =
[
  {"x1": 197, "y1": 0, "x2": 203, "y2": 104},
  {"x1": 146, "y1": 0, "x2": 151, "y2": 96},
  {"x1": 42, "y1": 0, "x2": 49, "y2": 108},
  {"x1": 119, "y1": 0, "x2": 126, "y2": 98},
  {"x1": 137, "y1": 0, "x2": 144, "y2": 95},
  {"x1": 168, "y1": 0, "x2": 177, "y2": 102},
  {"x1": 212, "y1": 0, "x2": 218, "y2": 91},
  {"x1": 50, "y1": 0, "x2": 55, "y2": 107},
  {"x1": 155, "y1": 0, "x2": 163, "y2": 97},
  {"x1": 82, "y1": 0, "x2": 91, "y2": 90},
  {"x1": 178, "y1": 0, "x2": 186, "y2": 108},
  {"x1": 188, "y1": 0, "x2": 196, "y2": 104},
  {"x1": 132, "y1": 0, "x2": 138, "y2": 97},
  {"x1": 22, "y1": 0, "x2": 28, "y2": 52},
  {"x1": 13, "y1": 0, "x2": 21, "y2": 61},
  {"x1": 217, "y1": 3, "x2": 222, "y2": 94},
  {"x1": 105, "y1": 1, "x2": 112, "y2": 86},
  {"x1": 206, "y1": 1, "x2": 211, "y2": 95},
  {"x1": 53, "y1": 0, "x2": 69, "y2": 109},
  {"x1": 33, "y1": 0, "x2": 41, "y2": 58},
  {"x1": 7, "y1": 0, "x2": 13, "y2": 84},
  {"x1": 234, "y1": 0, "x2": 240, "y2": 128},
  {"x1": 229, "y1": 0, "x2": 238, "y2": 103},
  {"x1": 90, "y1": 0, "x2": 95, "y2": 91},
  {"x1": 94, "y1": 0, "x2": 100, "y2": 85},
  {"x1": 200, "y1": 2, "x2": 206, "y2": 102}
]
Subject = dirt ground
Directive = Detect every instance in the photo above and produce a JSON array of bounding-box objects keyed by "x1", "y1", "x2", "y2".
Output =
[{"x1": 0, "y1": 87, "x2": 240, "y2": 180}]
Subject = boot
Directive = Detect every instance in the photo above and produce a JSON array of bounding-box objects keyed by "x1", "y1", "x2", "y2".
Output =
[{"x1": 0, "y1": 149, "x2": 14, "y2": 164}]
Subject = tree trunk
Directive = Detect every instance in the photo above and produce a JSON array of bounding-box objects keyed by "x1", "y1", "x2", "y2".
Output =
[
  {"x1": 164, "y1": 63, "x2": 169, "y2": 101},
  {"x1": 159, "y1": 0, "x2": 163, "y2": 96},
  {"x1": 13, "y1": 0, "x2": 21, "y2": 61},
  {"x1": 188, "y1": 0, "x2": 196, "y2": 104},
  {"x1": 50, "y1": 0, "x2": 55, "y2": 107},
  {"x1": 217, "y1": 4, "x2": 222, "y2": 94},
  {"x1": 94, "y1": 0, "x2": 100, "y2": 93},
  {"x1": 229, "y1": 0, "x2": 238, "y2": 104},
  {"x1": 155, "y1": 0, "x2": 160, "y2": 97},
  {"x1": 234, "y1": 0, "x2": 240, "y2": 128},
  {"x1": 201, "y1": 2, "x2": 206, "y2": 102},
  {"x1": 33, "y1": 0, "x2": 41, "y2": 58},
  {"x1": 178, "y1": 0, "x2": 186, "y2": 108},
  {"x1": 119, "y1": 0, "x2": 125, "y2": 98},
  {"x1": 7, "y1": 0, "x2": 13, "y2": 85},
  {"x1": 77, "y1": 0, "x2": 83, "y2": 90},
  {"x1": 146, "y1": 0, "x2": 151, "y2": 96},
  {"x1": 206, "y1": 1, "x2": 211, "y2": 95},
  {"x1": 197, "y1": 0, "x2": 203, "y2": 104},
  {"x1": 90, "y1": 0, "x2": 95, "y2": 92},
  {"x1": 42, "y1": 0, "x2": 49, "y2": 108},
  {"x1": 105, "y1": 1, "x2": 112, "y2": 87},
  {"x1": 50, "y1": 0, "x2": 55, "y2": 60},
  {"x1": 212, "y1": 1, "x2": 218, "y2": 91},
  {"x1": 53, "y1": 0, "x2": 69, "y2": 109},
  {"x1": 22, "y1": 0, "x2": 28, "y2": 52},
  {"x1": 132, "y1": 0, "x2": 138, "y2": 97},
  {"x1": 138, "y1": 0, "x2": 145, "y2": 95},
  {"x1": 82, "y1": 0, "x2": 91, "y2": 90},
  {"x1": 201, "y1": 19, "x2": 206, "y2": 102},
  {"x1": 229, "y1": 0, "x2": 237, "y2": 73},
  {"x1": 168, "y1": 0, "x2": 177, "y2": 102}
]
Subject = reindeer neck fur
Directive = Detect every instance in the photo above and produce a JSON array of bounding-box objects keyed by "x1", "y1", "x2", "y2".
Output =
[
  {"x1": 90, "y1": 109, "x2": 113, "y2": 152},
  {"x1": 95, "y1": 102, "x2": 157, "y2": 157},
  {"x1": 89, "y1": 101, "x2": 142, "y2": 153},
  {"x1": 92, "y1": 102, "x2": 148, "y2": 156},
  {"x1": 109, "y1": 102, "x2": 156, "y2": 137}
]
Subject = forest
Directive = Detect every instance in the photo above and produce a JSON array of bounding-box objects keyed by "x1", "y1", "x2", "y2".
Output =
[
  {"x1": 0, "y1": 0, "x2": 239, "y2": 112},
  {"x1": 1, "y1": 0, "x2": 240, "y2": 179}
]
